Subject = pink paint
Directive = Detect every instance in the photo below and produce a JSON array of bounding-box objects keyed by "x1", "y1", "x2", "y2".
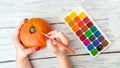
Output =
[
  {"x1": 83, "y1": 17, "x2": 90, "y2": 23},
  {"x1": 83, "y1": 39, "x2": 90, "y2": 46}
]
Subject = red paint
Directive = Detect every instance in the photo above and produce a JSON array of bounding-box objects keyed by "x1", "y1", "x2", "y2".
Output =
[
  {"x1": 76, "y1": 30, "x2": 82, "y2": 36},
  {"x1": 79, "y1": 34, "x2": 86, "y2": 41},
  {"x1": 77, "y1": 21, "x2": 85, "y2": 27},
  {"x1": 87, "y1": 21, "x2": 93, "y2": 28}
]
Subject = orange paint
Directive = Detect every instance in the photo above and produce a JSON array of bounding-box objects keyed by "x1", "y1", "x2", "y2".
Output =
[
  {"x1": 73, "y1": 16, "x2": 81, "y2": 23},
  {"x1": 64, "y1": 16, "x2": 72, "y2": 23},
  {"x1": 72, "y1": 25, "x2": 79, "y2": 32}
]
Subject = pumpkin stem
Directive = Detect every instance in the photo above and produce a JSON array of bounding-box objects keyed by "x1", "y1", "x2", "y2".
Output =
[{"x1": 30, "y1": 26, "x2": 37, "y2": 34}]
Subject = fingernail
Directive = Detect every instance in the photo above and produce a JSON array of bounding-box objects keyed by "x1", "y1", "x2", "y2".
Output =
[
  {"x1": 35, "y1": 47, "x2": 41, "y2": 51},
  {"x1": 24, "y1": 18, "x2": 28, "y2": 21},
  {"x1": 45, "y1": 36, "x2": 49, "y2": 40},
  {"x1": 48, "y1": 34, "x2": 51, "y2": 36}
]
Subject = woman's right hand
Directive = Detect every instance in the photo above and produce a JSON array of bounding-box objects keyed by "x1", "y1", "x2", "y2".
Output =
[{"x1": 46, "y1": 30, "x2": 70, "y2": 57}]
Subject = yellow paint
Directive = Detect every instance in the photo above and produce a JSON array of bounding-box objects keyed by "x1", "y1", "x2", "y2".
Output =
[
  {"x1": 69, "y1": 11, "x2": 77, "y2": 19},
  {"x1": 64, "y1": 16, "x2": 72, "y2": 23},
  {"x1": 79, "y1": 12, "x2": 86, "y2": 19}
]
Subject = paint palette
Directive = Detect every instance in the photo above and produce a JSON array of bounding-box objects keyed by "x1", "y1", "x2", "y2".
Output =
[{"x1": 64, "y1": 6, "x2": 111, "y2": 57}]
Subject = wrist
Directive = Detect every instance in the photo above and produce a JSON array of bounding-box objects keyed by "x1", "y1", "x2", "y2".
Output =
[
  {"x1": 16, "y1": 55, "x2": 28, "y2": 61},
  {"x1": 56, "y1": 52, "x2": 68, "y2": 58},
  {"x1": 16, "y1": 52, "x2": 29, "y2": 61}
]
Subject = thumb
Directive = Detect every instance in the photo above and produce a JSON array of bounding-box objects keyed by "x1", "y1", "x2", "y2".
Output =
[{"x1": 23, "y1": 47, "x2": 40, "y2": 56}]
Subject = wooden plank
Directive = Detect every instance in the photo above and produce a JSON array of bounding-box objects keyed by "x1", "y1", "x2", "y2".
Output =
[
  {"x1": 0, "y1": 23, "x2": 120, "y2": 62},
  {"x1": 0, "y1": 0, "x2": 120, "y2": 28},
  {"x1": 0, "y1": 53, "x2": 120, "y2": 68}
]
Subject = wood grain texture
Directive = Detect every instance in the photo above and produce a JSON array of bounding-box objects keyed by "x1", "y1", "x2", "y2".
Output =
[
  {"x1": 0, "y1": 0, "x2": 120, "y2": 68},
  {"x1": 1, "y1": 53, "x2": 120, "y2": 68}
]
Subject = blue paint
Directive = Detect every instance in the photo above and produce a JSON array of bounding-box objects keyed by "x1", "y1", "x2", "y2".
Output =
[
  {"x1": 94, "y1": 31, "x2": 101, "y2": 37},
  {"x1": 93, "y1": 40, "x2": 100, "y2": 47},
  {"x1": 87, "y1": 44, "x2": 94, "y2": 51}
]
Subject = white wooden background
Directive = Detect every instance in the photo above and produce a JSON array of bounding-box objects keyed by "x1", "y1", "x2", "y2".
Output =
[{"x1": 0, "y1": 0, "x2": 120, "y2": 68}]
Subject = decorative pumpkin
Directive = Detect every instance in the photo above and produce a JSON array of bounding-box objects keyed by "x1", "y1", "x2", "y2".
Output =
[{"x1": 20, "y1": 18, "x2": 52, "y2": 48}]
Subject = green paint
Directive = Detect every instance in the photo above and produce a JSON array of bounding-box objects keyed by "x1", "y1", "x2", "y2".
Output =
[
  {"x1": 91, "y1": 48, "x2": 98, "y2": 56},
  {"x1": 85, "y1": 30, "x2": 92, "y2": 37},
  {"x1": 89, "y1": 35, "x2": 96, "y2": 42}
]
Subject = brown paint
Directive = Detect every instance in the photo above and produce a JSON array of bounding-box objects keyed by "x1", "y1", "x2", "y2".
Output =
[{"x1": 102, "y1": 40, "x2": 109, "y2": 47}]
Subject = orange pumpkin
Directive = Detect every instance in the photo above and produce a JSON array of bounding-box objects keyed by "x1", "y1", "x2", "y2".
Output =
[{"x1": 20, "y1": 18, "x2": 52, "y2": 48}]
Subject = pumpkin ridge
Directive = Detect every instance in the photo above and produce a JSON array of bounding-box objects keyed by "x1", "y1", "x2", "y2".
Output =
[{"x1": 37, "y1": 30, "x2": 46, "y2": 47}]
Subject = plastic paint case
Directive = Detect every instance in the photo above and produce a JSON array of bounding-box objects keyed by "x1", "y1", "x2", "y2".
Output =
[{"x1": 64, "y1": 6, "x2": 111, "y2": 57}]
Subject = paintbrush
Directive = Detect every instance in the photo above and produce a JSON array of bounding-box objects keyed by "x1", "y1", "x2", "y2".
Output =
[{"x1": 40, "y1": 31, "x2": 76, "y2": 54}]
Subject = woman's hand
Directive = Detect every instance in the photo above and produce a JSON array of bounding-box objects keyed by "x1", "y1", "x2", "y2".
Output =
[
  {"x1": 47, "y1": 30, "x2": 71, "y2": 68},
  {"x1": 13, "y1": 18, "x2": 41, "y2": 68},
  {"x1": 47, "y1": 30, "x2": 70, "y2": 57},
  {"x1": 13, "y1": 18, "x2": 40, "y2": 59}
]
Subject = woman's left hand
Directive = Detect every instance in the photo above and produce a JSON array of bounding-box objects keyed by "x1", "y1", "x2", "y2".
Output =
[{"x1": 13, "y1": 18, "x2": 40, "y2": 59}]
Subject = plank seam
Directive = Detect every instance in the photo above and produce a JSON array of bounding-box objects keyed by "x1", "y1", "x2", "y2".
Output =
[{"x1": 0, "y1": 51, "x2": 120, "y2": 63}]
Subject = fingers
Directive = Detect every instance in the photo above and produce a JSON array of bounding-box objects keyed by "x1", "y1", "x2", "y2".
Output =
[
  {"x1": 48, "y1": 30, "x2": 59, "y2": 35},
  {"x1": 48, "y1": 30, "x2": 63, "y2": 39},
  {"x1": 16, "y1": 18, "x2": 28, "y2": 30},
  {"x1": 15, "y1": 18, "x2": 28, "y2": 36},
  {"x1": 23, "y1": 47, "x2": 40, "y2": 57},
  {"x1": 13, "y1": 19, "x2": 26, "y2": 41},
  {"x1": 47, "y1": 39, "x2": 57, "y2": 49},
  {"x1": 48, "y1": 30, "x2": 69, "y2": 45},
  {"x1": 13, "y1": 32, "x2": 24, "y2": 49},
  {"x1": 15, "y1": 41, "x2": 24, "y2": 49},
  {"x1": 13, "y1": 18, "x2": 28, "y2": 49},
  {"x1": 47, "y1": 39, "x2": 58, "y2": 53}
]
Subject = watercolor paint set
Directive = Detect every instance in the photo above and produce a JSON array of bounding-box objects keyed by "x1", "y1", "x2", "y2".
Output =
[{"x1": 64, "y1": 6, "x2": 111, "y2": 57}]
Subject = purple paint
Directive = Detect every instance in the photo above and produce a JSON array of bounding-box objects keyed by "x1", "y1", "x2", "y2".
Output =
[{"x1": 98, "y1": 35, "x2": 105, "y2": 42}]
